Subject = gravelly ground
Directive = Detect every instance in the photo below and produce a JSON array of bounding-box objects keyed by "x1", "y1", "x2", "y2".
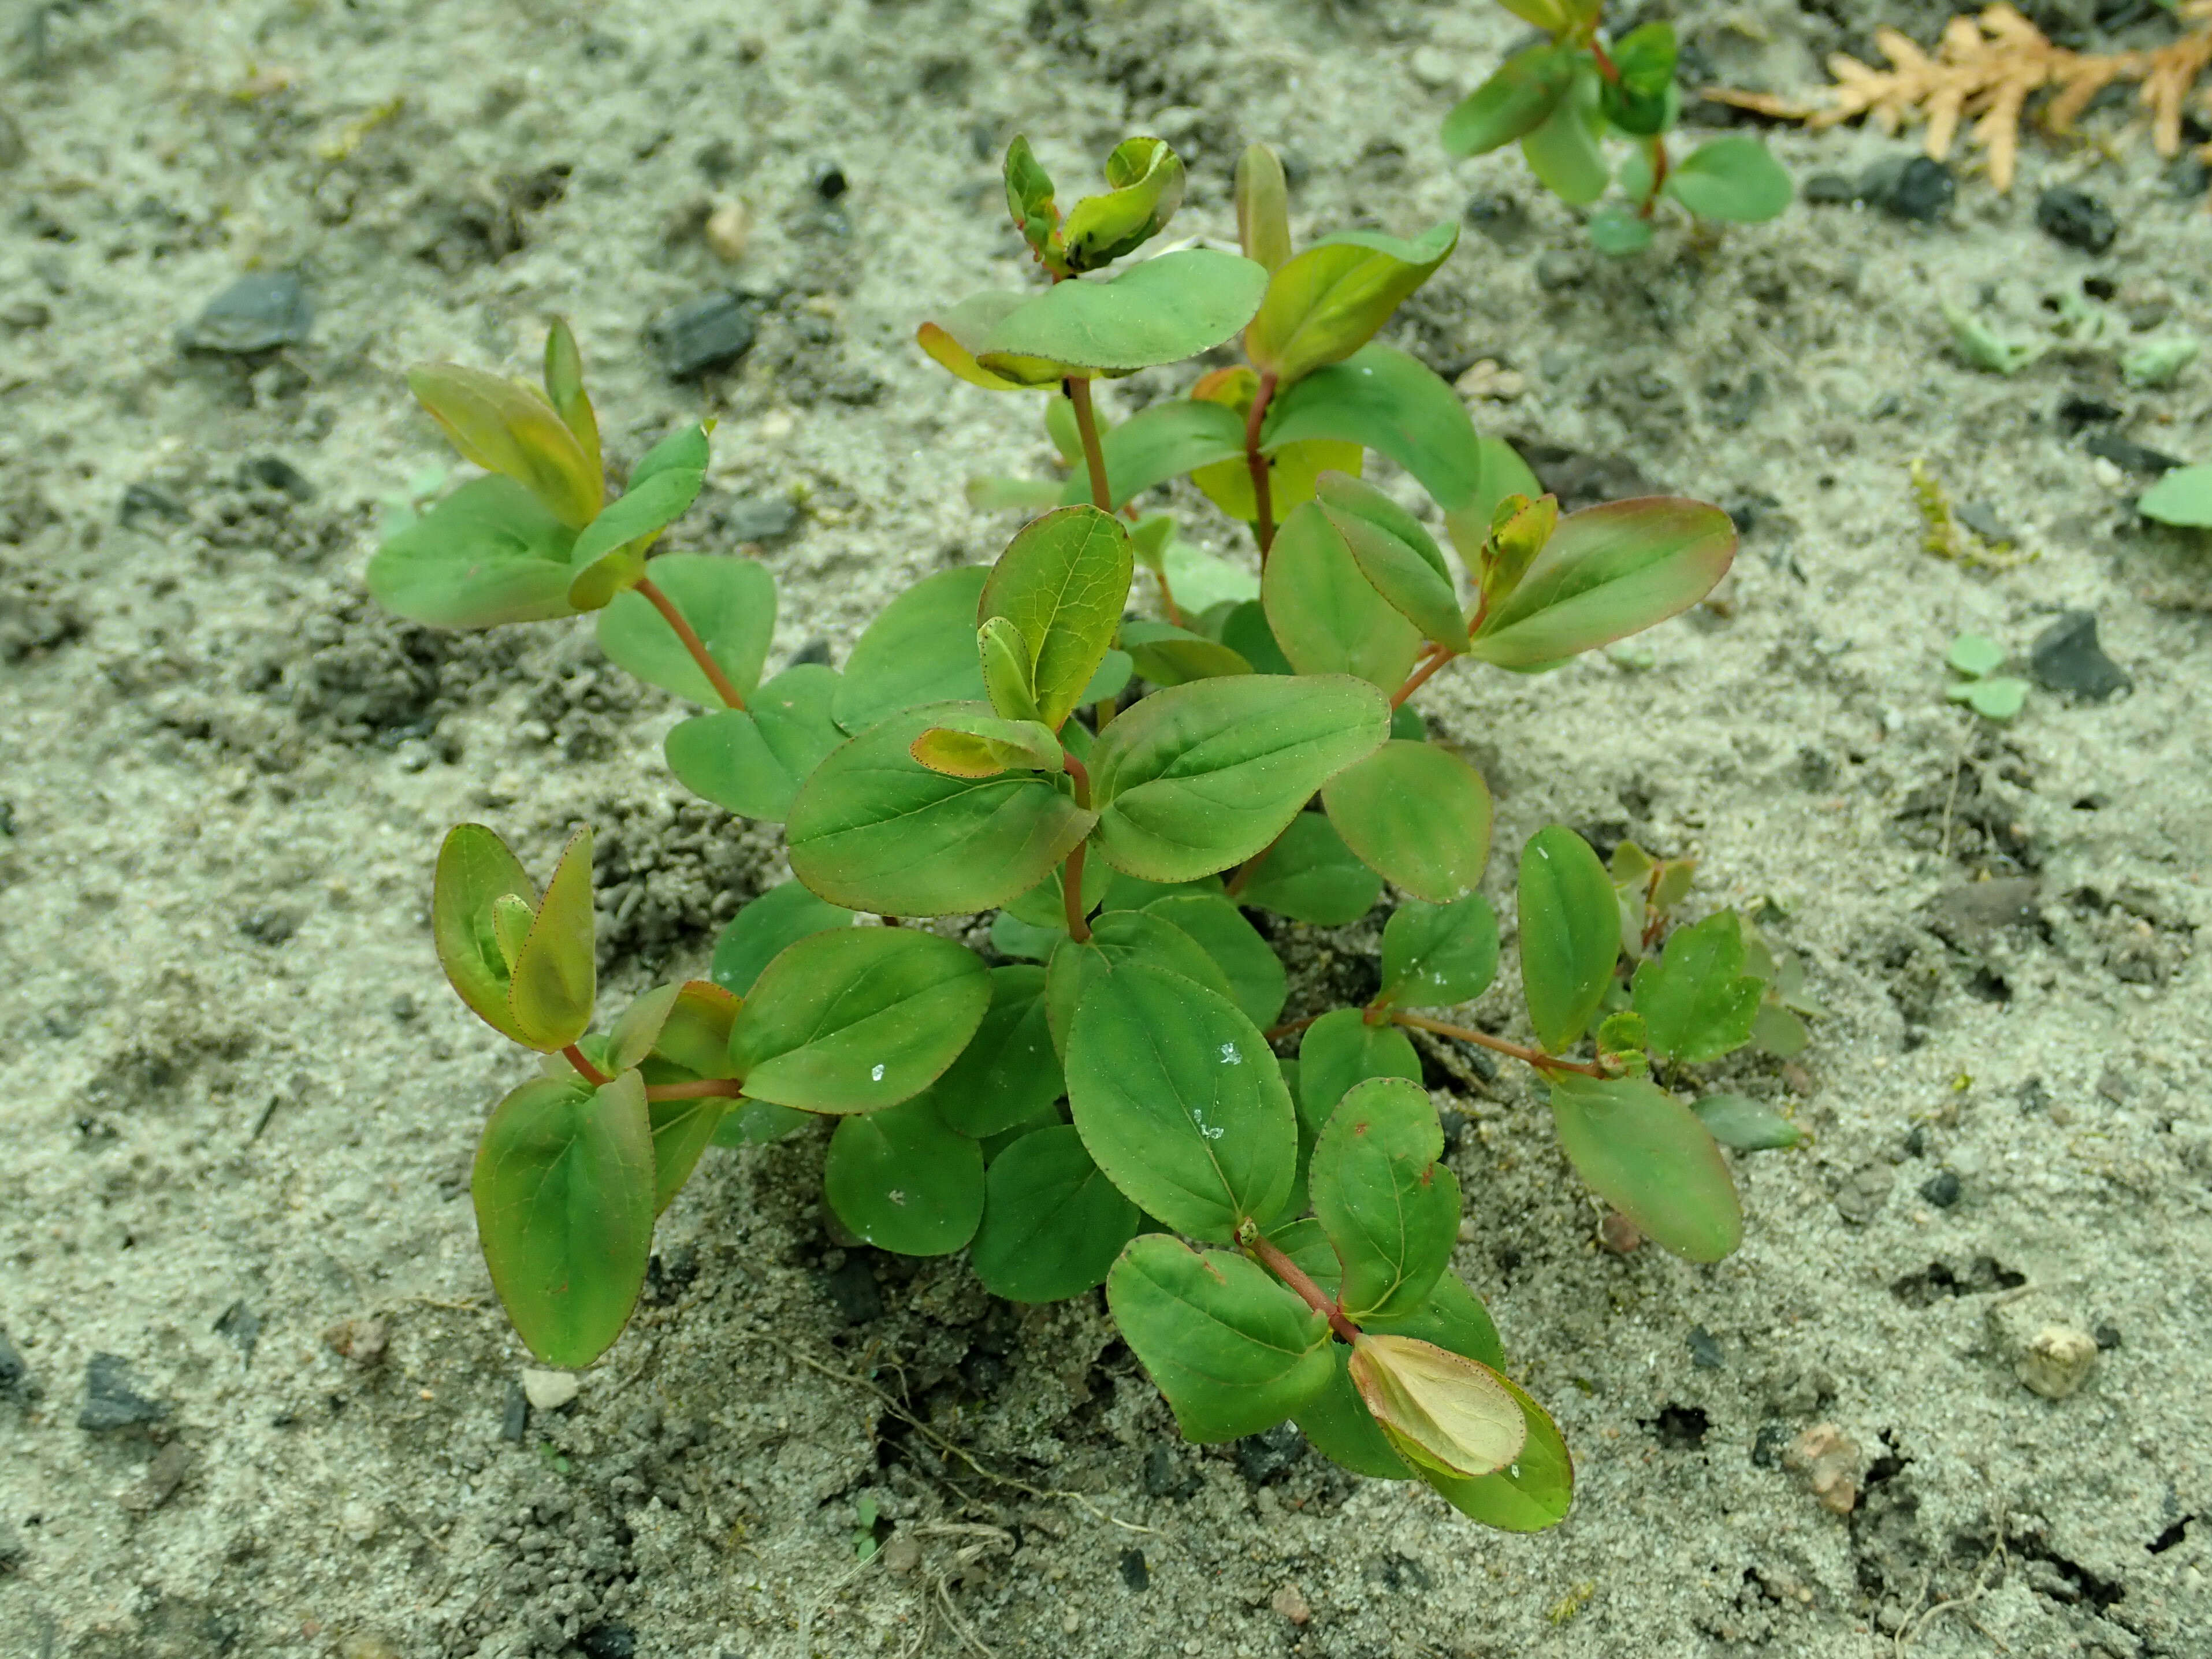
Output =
[{"x1": 1, "y1": 1, "x2": 2209, "y2": 1656}]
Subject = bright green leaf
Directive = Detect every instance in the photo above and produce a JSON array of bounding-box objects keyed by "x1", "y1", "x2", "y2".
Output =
[
  {"x1": 1520, "y1": 64, "x2": 1609, "y2": 207},
  {"x1": 710, "y1": 880, "x2": 860, "y2": 996},
  {"x1": 1549, "y1": 1072, "x2": 1741, "y2": 1261},
  {"x1": 2139, "y1": 462, "x2": 2212, "y2": 527},
  {"x1": 1443, "y1": 43, "x2": 1579, "y2": 157},
  {"x1": 1297, "y1": 1007, "x2": 1423, "y2": 1134},
  {"x1": 1237, "y1": 811, "x2": 1384, "y2": 925},
  {"x1": 832, "y1": 566, "x2": 990, "y2": 735},
  {"x1": 1144, "y1": 893, "x2": 1287, "y2": 1029},
  {"x1": 910, "y1": 713, "x2": 1065, "y2": 779},
  {"x1": 972, "y1": 1125, "x2": 1141, "y2": 1302},
  {"x1": 1588, "y1": 205, "x2": 1657, "y2": 256},
  {"x1": 564, "y1": 424, "x2": 710, "y2": 609},
  {"x1": 542, "y1": 319, "x2": 601, "y2": 479},
  {"x1": 1236, "y1": 143, "x2": 1292, "y2": 273},
  {"x1": 1044, "y1": 909, "x2": 1235, "y2": 1057},
  {"x1": 433, "y1": 823, "x2": 538, "y2": 1045},
  {"x1": 1262, "y1": 344, "x2": 1501, "y2": 514},
  {"x1": 1246, "y1": 222, "x2": 1459, "y2": 386},
  {"x1": 976, "y1": 249, "x2": 1269, "y2": 378},
  {"x1": 1119, "y1": 619, "x2": 1254, "y2": 685},
  {"x1": 917, "y1": 965, "x2": 1064, "y2": 1139},
  {"x1": 366, "y1": 476, "x2": 582, "y2": 630},
  {"x1": 1322, "y1": 740, "x2": 1493, "y2": 903},
  {"x1": 1314, "y1": 472, "x2": 1467, "y2": 650},
  {"x1": 1517, "y1": 826, "x2": 1618, "y2": 1054},
  {"x1": 507, "y1": 827, "x2": 596, "y2": 1053},
  {"x1": 824, "y1": 1095, "x2": 984, "y2": 1255},
  {"x1": 1312, "y1": 1077, "x2": 1459, "y2": 1320},
  {"x1": 1664, "y1": 135, "x2": 1792, "y2": 223},
  {"x1": 665, "y1": 664, "x2": 845, "y2": 822},
  {"x1": 1262, "y1": 501, "x2": 1424, "y2": 691},
  {"x1": 1061, "y1": 136, "x2": 1187, "y2": 271},
  {"x1": 407, "y1": 362, "x2": 604, "y2": 529},
  {"x1": 1631, "y1": 910, "x2": 1764, "y2": 1063},
  {"x1": 595, "y1": 553, "x2": 774, "y2": 706},
  {"x1": 917, "y1": 292, "x2": 1037, "y2": 390},
  {"x1": 980, "y1": 506, "x2": 1135, "y2": 728},
  {"x1": 1055, "y1": 400, "x2": 1247, "y2": 511},
  {"x1": 1380, "y1": 895, "x2": 1501, "y2": 1010},
  {"x1": 1692, "y1": 1092, "x2": 1804, "y2": 1151}
]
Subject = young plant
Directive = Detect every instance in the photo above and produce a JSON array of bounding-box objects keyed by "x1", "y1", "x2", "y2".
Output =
[
  {"x1": 1946, "y1": 632, "x2": 2029, "y2": 720},
  {"x1": 368, "y1": 135, "x2": 1772, "y2": 1532},
  {"x1": 1441, "y1": 1, "x2": 1791, "y2": 253}
]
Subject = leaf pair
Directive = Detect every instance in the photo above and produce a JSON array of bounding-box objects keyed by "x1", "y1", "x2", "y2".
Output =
[
  {"x1": 1003, "y1": 135, "x2": 1186, "y2": 278},
  {"x1": 434, "y1": 824, "x2": 597, "y2": 1052}
]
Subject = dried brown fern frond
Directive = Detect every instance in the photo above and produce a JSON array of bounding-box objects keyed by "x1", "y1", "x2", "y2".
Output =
[{"x1": 1709, "y1": 2, "x2": 2212, "y2": 192}]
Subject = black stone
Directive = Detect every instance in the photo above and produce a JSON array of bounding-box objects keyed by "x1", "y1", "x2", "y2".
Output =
[
  {"x1": 1862, "y1": 156, "x2": 1954, "y2": 221},
  {"x1": 1233, "y1": 1422, "x2": 1307, "y2": 1486},
  {"x1": 1142, "y1": 1444, "x2": 1199, "y2": 1500},
  {"x1": 0, "y1": 1328, "x2": 31, "y2": 1399},
  {"x1": 1687, "y1": 1326, "x2": 1724, "y2": 1370},
  {"x1": 2031, "y1": 611, "x2": 2131, "y2": 700},
  {"x1": 1919, "y1": 1169, "x2": 1962, "y2": 1208},
  {"x1": 1750, "y1": 1422, "x2": 1789, "y2": 1468},
  {"x1": 2087, "y1": 432, "x2": 2180, "y2": 474},
  {"x1": 79, "y1": 1354, "x2": 168, "y2": 1431},
  {"x1": 1462, "y1": 191, "x2": 1530, "y2": 247},
  {"x1": 213, "y1": 1301, "x2": 260, "y2": 1359},
  {"x1": 726, "y1": 496, "x2": 798, "y2": 543},
  {"x1": 813, "y1": 162, "x2": 849, "y2": 200},
  {"x1": 2057, "y1": 395, "x2": 2121, "y2": 434},
  {"x1": 818, "y1": 1255, "x2": 883, "y2": 1324},
  {"x1": 2094, "y1": 1324, "x2": 2122, "y2": 1350},
  {"x1": 501, "y1": 1382, "x2": 529, "y2": 1443},
  {"x1": 179, "y1": 271, "x2": 312, "y2": 354},
  {"x1": 1118, "y1": 1548, "x2": 1149, "y2": 1590},
  {"x1": 578, "y1": 1624, "x2": 636, "y2": 1659},
  {"x1": 1802, "y1": 171, "x2": 1859, "y2": 205},
  {"x1": 2036, "y1": 187, "x2": 2118, "y2": 254},
  {"x1": 237, "y1": 907, "x2": 300, "y2": 946},
  {"x1": 240, "y1": 456, "x2": 315, "y2": 501},
  {"x1": 648, "y1": 292, "x2": 757, "y2": 378}
]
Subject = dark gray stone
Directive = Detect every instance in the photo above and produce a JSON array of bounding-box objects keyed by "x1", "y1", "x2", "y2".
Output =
[
  {"x1": 237, "y1": 907, "x2": 300, "y2": 946},
  {"x1": 2036, "y1": 187, "x2": 2117, "y2": 254},
  {"x1": 1142, "y1": 1444, "x2": 1199, "y2": 1499},
  {"x1": 1462, "y1": 191, "x2": 1531, "y2": 247},
  {"x1": 649, "y1": 292, "x2": 757, "y2": 378},
  {"x1": 1688, "y1": 1326, "x2": 1724, "y2": 1370},
  {"x1": 1861, "y1": 157, "x2": 1954, "y2": 221},
  {"x1": 1233, "y1": 1422, "x2": 1306, "y2": 1486},
  {"x1": 2087, "y1": 432, "x2": 2180, "y2": 474},
  {"x1": 1834, "y1": 1163, "x2": 1894, "y2": 1226},
  {"x1": 2057, "y1": 395, "x2": 2120, "y2": 434},
  {"x1": 179, "y1": 272, "x2": 311, "y2": 354},
  {"x1": 0, "y1": 300, "x2": 49, "y2": 330},
  {"x1": 0, "y1": 1328, "x2": 31, "y2": 1399},
  {"x1": 2031, "y1": 612, "x2": 2131, "y2": 700},
  {"x1": 1802, "y1": 171, "x2": 1858, "y2": 205},
  {"x1": 240, "y1": 456, "x2": 315, "y2": 501},
  {"x1": 1923, "y1": 877, "x2": 2042, "y2": 949},
  {"x1": 726, "y1": 496, "x2": 798, "y2": 543},
  {"x1": 0, "y1": 1519, "x2": 23, "y2": 1574},
  {"x1": 79, "y1": 1353, "x2": 169, "y2": 1431},
  {"x1": 812, "y1": 162, "x2": 849, "y2": 200},
  {"x1": 501, "y1": 1381, "x2": 529, "y2": 1442},
  {"x1": 1919, "y1": 1169, "x2": 1962, "y2": 1208},
  {"x1": 1118, "y1": 1548, "x2": 1149, "y2": 1590},
  {"x1": 213, "y1": 1301, "x2": 260, "y2": 1360}
]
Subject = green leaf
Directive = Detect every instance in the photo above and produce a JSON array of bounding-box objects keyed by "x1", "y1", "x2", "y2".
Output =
[
  {"x1": 1159, "y1": 534, "x2": 1259, "y2": 612},
  {"x1": 824, "y1": 1095, "x2": 984, "y2": 1255},
  {"x1": 1044, "y1": 909, "x2": 1235, "y2": 1057},
  {"x1": 1417, "y1": 1372, "x2": 1574, "y2": 1531},
  {"x1": 917, "y1": 291, "x2": 1038, "y2": 390},
  {"x1": 433, "y1": 823, "x2": 537, "y2": 1045},
  {"x1": 608, "y1": 984, "x2": 681, "y2": 1073},
  {"x1": 648, "y1": 1089, "x2": 730, "y2": 1215},
  {"x1": 980, "y1": 506, "x2": 1135, "y2": 729},
  {"x1": 1380, "y1": 895, "x2": 1500, "y2": 1010},
  {"x1": 976, "y1": 249, "x2": 1269, "y2": 378},
  {"x1": 646, "y1": 979, "x2": 741, "y2": 1079},
  {"x1": 1443, "y1": 43, "x2": 1579, "y2": 156},
  {"x1": 1002, "y1": 854, "x2": 1109, "y2": 933},
  {"x1": 407, "y1": 362, "x2": 604, "y2": 529},
  {"x1": 1262, "y1": 344, "x2": 1501, "y2": 514},
  {"x1": 1600, "y1": 24, "x2": 1679, "y2": 136},
  {"x1": 832, "y1": 566, "x2": 990, "y2": 735},
  {"x1": 1066, "y1": 961, "x2": 1297, "y2": 1240},
  {"x1": 366, "y1": 476, "x2": 582, "y2": 630},
  {"x1": 1946, "y1": 632, "x2": 2005, "y2": 677},
  {"x1": 508, "y1": 827, "x2": 597, "y2": 1053},
  {"x1": 1235, "y1": 143, "x2": 1292, "y2": 273},
  {"x1": 1219, "y1": 598, "x2": 1297, "y2": 676},
  {"x1": 1664, "y1": 135, "x2": 1791, "y2": 222},
  {"x1": 1587, "y1": 206, "x2": 1656, "y2": 256},
  {"x1": 1631, "y1": 910, "x2": 1764, "y2": 1063},
  {"x1": 1516, "y1": 826, "x2": 1618, "y2": 1054},
  {"x1": 1440, "y1": 441, "x2": 1546, "y2": 563},
  {"x1": 1314, "y1": 473, "x2": 1467, "y2": 650},
  {"x1": 1106, "y1": 1234, "x2": 1332, "y2": 1442},
  {"x1": 1750, "y1": 1000, "x2": 1809, "y2": 1059},
  {"x1": 1548, "y1": 1073, "x2": 1741, "y2": 1261},
  {"x1": 1261, "y1": 501, "x2": 1424, "y2": 691},
  {"x1": 710, "y1": 880, "x2": 860, "y2": 996},
  {"x1": 1090, "y1": 675, "x2": 1389, "y2": 883},
  {"x1": 665, "y1": 664, "x2": 845, "y2": 822},
  {"x1": 542, "y1": 318, "x2": 602, "y2": 479},
  {"x1": 473, "y1": 1070, "x2": 655, "y2": 1368},
  {"x1": 728, "y1": 927, "x2": 990, "y2": 1113},
  {"x1": 1055, "y1": 400, "x2": 1247, "y2": 511},
  {"x1": 1246, "y1": 223, "x2": 1459, "y2": 386},
  {"x1": 1469, "y1": 499, "x2": 1735, "y2": 669},
  {"x1": 1953, "y1": 676, "x2": 2028, "y2": 721},
  {"x1": 1296, "y1": 1007, "x2": 1422, "y2": 1134},
  {"x1": 972, "y1": 1125, "x2": 1141, "y2": 1302},
  {"x1": 1237, "y1": 811, "x2": 1384, "y2": 926},
  {"x1": 594, "y1": 554, "x2": 774, "y2": 706},
  {"x1": 1520, "y1": 63, "x2": 1609, "y2": 207},
  {"x1": 2139, "y1": 462, "x2": 2212, "y2": 527},
  {"x1": 1118, "y1": 619, "x2": 1254, "y2": 685},
  {"x1": 787, "y1": 705, "x2": 1096, "y2": 916},
  {"x1": 711, "y1": 1099, "x2": 813, "y2": 1148},
  {"x1": 1322, "y1": 740, "x2": 1493, "y2": 903},
  {"x1": 1061, "y1": 136, "x2": 1187, "y2": 271},
  {"x1": 1311, "y1": 1077, "x2": 1459, "y2": 1320},
  {"x1": 1004, "y1": 136, "x2": 1062, "y2": 267},
  {"x1": 565, "y1": 425, "x2": 711, "y2": 609},
  {"x1": 917, "y1": 965, "x2": 1064, "y2": 1139},
  {"x1": 1143, "y1": 893, "x2": 1287, "y2": 1029},
  {"x1": 1692, "y1": 1092, "x2": 1804, "y2": 1151},
  {"x1": 910, "y1": 713, "x2": 1065, "y2": 779}
]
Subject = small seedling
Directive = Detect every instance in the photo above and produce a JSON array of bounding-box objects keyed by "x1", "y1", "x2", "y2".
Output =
[
  {"x1": 1941, "y1": 303, "x2": 2042, "y2": 376},
  {"x1": 366, "y1": 137, "x2": 1791, "y2": 1534},
  {"x1": 2122, "y1": 336, "x2": 2199, "y2": 389},
  {"x1": 2139, "y1": 462, "x2": 2212, "y2": 528},
  {"x1": 1946, "y1": 633, "x2": 2029, "y2": 720},
  {"x1": 1441, "y1": 1, "x2": 1790, "y2": 253}
]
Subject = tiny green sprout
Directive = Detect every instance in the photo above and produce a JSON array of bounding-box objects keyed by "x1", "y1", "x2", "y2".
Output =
[
  {"x1": 365, "y1": 138, "x2": 1794, "y2": 1539},
  {"x1": 1942, "y1": 302, "x2": 2043, "y2": 375},
  {"x1": 1946, "y1": 633, "x2": 2029, "y2": 721},
  {"x1": 2121, "y1": 334, "x2": 2199, "y2": 389},
  {"x1": 1440, "y1": 5, "x2": 1790, "y2": 252},
  {"x1": 2138, "y1": 461, "x2": 2212, "y2": 529}
]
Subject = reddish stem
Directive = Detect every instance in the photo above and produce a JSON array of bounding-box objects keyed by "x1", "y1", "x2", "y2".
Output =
[
  {"x1": 1263, "y1": 1013, "x2": 1321, "y2": 1043},
  {"x1": 1391, "y1": 643, "x2": 1453, "y2": 711},
  {"x1": 635, "y1": 575, "x2": 746, "y2": 711},
  {"x1": 1389, "y1": 1011, "x2": 1605, "y2": 1077},
  {"x1": 1061, "y1": 749, "x2": 1095, "y2": 942},
  {"x1": 563, "y1": 1045, "x2": 611, "y2": 1087},
  {"x1": 1640, "y1": 137, "x2": 1671, "y2": 221},
  {"x1": 645, "y1": 1078, "x2": 746, "y2": 1102},
  {"x1": 1248, "y1": 1230, "x2": 1360, "y2": 1345},
  {"x1": 1243, "y1": 371, "x2": 1280, "y2": 563},
  {"x1": 1068, "y1": 376, "x2": 1112, "y2": 513}
]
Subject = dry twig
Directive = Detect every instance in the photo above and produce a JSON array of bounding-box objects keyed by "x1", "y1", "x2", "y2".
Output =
[{"x1": 1709, "y1": 2, "x2": 2212, "y2": 191}]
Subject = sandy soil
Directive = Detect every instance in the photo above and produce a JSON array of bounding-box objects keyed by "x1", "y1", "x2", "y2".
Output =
[{"x1": 2, "y1": 1, "x2": 2210, "y2": 1656}]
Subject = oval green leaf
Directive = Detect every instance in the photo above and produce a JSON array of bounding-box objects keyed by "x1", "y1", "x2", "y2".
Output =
[
  {"x1": 980, "y1": 506, "x2": 1135, "y2": 730},
  {"x1": 1322, "y1": 740, "x2": 1494, "y2": 903},
  {"x1": 433, "y1": 823, "x2": 537, "y2": 1044},
  {"x1": 1044, "y1": 909, "x2": 1235, "y2": 1057},
  {"x1": 664, "y1": 664, "x2": 846, "y2": 822},
  {"x1": 1262, "y1": 501, "x2": 1424, "y2": 691},
  {"x1": 507, "y1": 827, "x2": 596, "y2": 1052},
  {"x1": 366, "y1": 476, "x2": 582, "y2": 630},
  {"x1": 1664, "y1": 135, "x2": 1792, "y2": 223},
  {"x1": 824, "y1": 1095, "x2": 984, "y2": 1255},
  {"x1": 1442, "y1": 43, "x2": 1578, "y2": 157},
  {"x1": 1548, "y1": 1073, "x2": 1742, "y2": 1262},
  {"x1": 918, "y1": 965, "x2": 1064, "y2": 1139},
  {"x1": 1143, "y1": 892, "x2": 1287, "y2": 1029},
  {"x1": 709, "y1": 879, "x2": 861, "y2": 996},
  {"x1": 1519, "y1": 64, "x2": 1609, "y2": 207},
  {"x1": 972, "y1": 1125, "x2": 1142, "y2": 1303},
  {"x1": 1246, "y1": 222, "x2": 1458, "y2": 386},
  {"x1": 1380, "y1": 895, "x2": 1500, "y2": 1010},
  {"x1": 1631, "y1": 910, "x2": 1764, "y2": 1063},
  {"x1": 1055, "y1": 399, "x2": 1247, "y2": 510},
  {"x1": 407, "y1": 363, "x2": 604, "y2": 530},
  {"x1": 1311, "y1": 1077, "x2": 1460, "y2": 1321},
  {"x1": 473, "y1": 1070, "x2": 655, "y2": 1368},
  {"x1": 1262, "y1": 344, "x2": 1499, "y2": 514},
  {"x1": 728, "y1": 927, "x2": 991, "y2": 1113},
  {"x1": 1418, "y1": 1372, "x2": 1574, "y2": 1532},
  {"x1": 1693, "y1": 1092, "x2": 1805, "y2": 1151},
  {"x1": 832, "y1": 566, "x2": 991, "y2": 735},
  {"x1": 564, "y1": 425, "x2": 710, "y2": 609},
  {"x1": 595, "y1": 553, "x2": 774, "y2": 706},
  {"x1": 1314, "y1": 472, "x2": 1467, "y2": 650},
  {"x1": 1238, "y1": 811, "x2": 1384, "y2": 927},
  {"x1": 977, "y1": 248, "x2": 1269, "y2": 377},
  {"x1": 1516, "y1": 825, "x2": 1618, "y2": 1054},
  {"x1": 1296, "y1": 1007, "x2": 1423, "y2": 1134},
  {"x1": 2139, "y1": 462, "x2": 2212, "y2": 527}
]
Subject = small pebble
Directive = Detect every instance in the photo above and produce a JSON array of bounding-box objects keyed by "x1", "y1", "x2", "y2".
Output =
[
  {"x1": 118, "y1": 1439, "x2": 192, "y2": 1513},
  {"x1": 521, "y1": 1368, "x2": 581, "y2": 1411},
  {"x1": 1861, "y1": 156, "x2": 1953, "y2": 222},
  {"x1": 2035, "y1": 187, "x2": 2117, "y2": 255},
  {"x1": 324, "y1": 1317, "x2": 388, "y2": 1366},
  {"x1": 340, "y1": 1498, "x2": 382, "y2": 1544},
  {"x1": 213, "y1": 1301, "x2": 261, "y2": 1359},
  {"x1": 0, "y1": 1327, "x2": 32, "y2": 1399},
  {"x1": 1119, "y1": 1548, "x2": 1149, "y2": 1590},
  {"x1": 1801, "y1": 171, "x2": 1858, "y2": 205},
  {"x1": 881, "y1": 1532, "x2": 921, "y2": 1574},
  {"x1": 500, "y1": 1382, "x2": 529, "y2": 1443},
  {"x1": 578, "y1": 1624, "x2": 635, "y2": 1659},
  {"x1": 79, "y1": 1354, "x2": 169, "y2": 1431},
  {"x1": 812, "y1": 161, "x2": 849, "y2": 200},
  {"x1": 1919, "y1": 1169, "x2": 1962, "y2": 1208},
  {"x1": 179, "y1": 271, "x2": 312, "y2": 354},
  {"x1": 1234, "y1": 1423, "x2": 1306, "y2": 1486},
  {"x1": 1687, "y1": 1326, "x2": 1724, "y2": 1370},
  {"x1": 0, "y1": 300, "x2": 49, "y2": 330},
  {"x1": 1598, "y1": 1212, "x2": 1642, "y2": 1253},
  {"x1": 1834, "y1": 1163, "x2": 1894, "y2": 1226},
  {"x1": 2018, "y1": 1324, "x2": 2098, "y2": 1400},
  {"x1": 2085, "y1": 432, "x2": 2180, "y2": 475},
  {"x1": 704, "y1": 198, "x2": 750, "y2": 263},
  {"x1": 240, "y1": 455, "x2": 315, "y2": 501},
  {"x1": 2029, "y1": 611, "x2": 2131, "y2": 701},
  {"x1": 1272, "y1": 1583, "x2": 1313, "y2": 1625},
  {"x1": 1782, "y1": 1422, "x2": 1860, "y2": 1514},
  {"x1": 648, "y1": 292, "x2": 757, "y2": 379},
  {"x1": 727, "y1": 495, "x2": 798, "y2": 544}
]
